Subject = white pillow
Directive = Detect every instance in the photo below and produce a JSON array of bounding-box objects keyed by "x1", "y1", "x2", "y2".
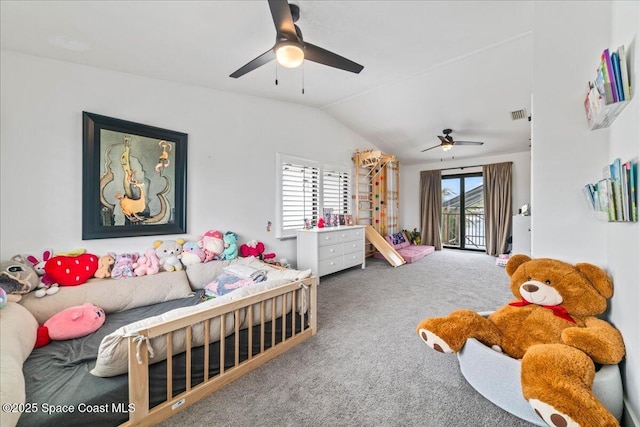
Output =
[
  {"x1": 20, "y1": 271, "x2": 194, "y2": 325},
  {"x1": 0, "y1": 302, "x2": 38, "y2": 427}
]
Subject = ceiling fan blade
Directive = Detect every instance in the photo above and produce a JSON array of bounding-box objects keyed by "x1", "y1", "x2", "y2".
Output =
[
  {"x1": 229, "y1": 48, "x2": 276, "y2": 78},
  {"x1": 437, "y1": 135, "x2": 447, "y2": 144},
  {"x1": 454, "y1": 141, "x2": 484, "y2": 146},
  {"x1": 303, "y1": 42, "x2": 364, "y2": 74},
  {"x1": 421, "y1": 144, "x2": 442, "y2": 152},
  {"x1": 268, "y1": 0, "x2": 296, "y2": 36}
]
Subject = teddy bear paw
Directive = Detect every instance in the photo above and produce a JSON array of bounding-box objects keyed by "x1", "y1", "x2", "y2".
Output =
[
  {"x1": 417, "y1": 329, "x2": 453, "y2": 353},
  {"x1": 529, "y1": 399, "x2": 579, "y2": 427}
]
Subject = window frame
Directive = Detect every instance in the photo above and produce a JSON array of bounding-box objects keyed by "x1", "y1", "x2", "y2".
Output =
[{"x1": 276, "y1": 154, "x2": 352, "y2": 239}]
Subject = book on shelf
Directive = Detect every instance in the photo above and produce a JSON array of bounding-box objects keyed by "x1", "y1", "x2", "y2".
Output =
[
  {"x1": 617, "y1": 45, "x2": 631, "y2": 101},
  {"x1": 611, "y1": 51, "x2": 624, "y2": 102},
  {"x1": 587, "y1": 159, "x2": 638, "y2": 222},
  {"x1": 610, "y1": 158, "x2": 624, "y2": 221},
  {"x1": 629, "y1": 162, "x2": 638, "y2": 222},
  {"x1": 602, "y1": 49, "x2": 619, "y2": 103},
  {"x1": 584, "y1": 46, "x2": 631, "y2": 130},
  {"x1": 583, "y1": 184, "x2": 596, "y2": 210}
]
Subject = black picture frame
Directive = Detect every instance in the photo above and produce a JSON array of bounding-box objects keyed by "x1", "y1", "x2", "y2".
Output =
[{"x1": 82, "y1": 112, "x2": 187, "y2": 239}]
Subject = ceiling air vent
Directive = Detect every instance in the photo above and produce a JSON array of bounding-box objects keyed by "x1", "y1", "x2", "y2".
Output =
[{"x1": 510, "y1": 109, "x2": 528, "y2": 121}]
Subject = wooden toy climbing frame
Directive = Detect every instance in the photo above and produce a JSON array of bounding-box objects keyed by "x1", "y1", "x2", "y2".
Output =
[{"x1": 352, "y1": 149, "x2": 400, "y2": 258}]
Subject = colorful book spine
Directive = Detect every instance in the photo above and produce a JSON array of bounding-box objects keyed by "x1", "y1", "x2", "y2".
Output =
[
  {"x1": 617, "y1": 46, "x2": 631, "y2": 101},
  {"x1": 630, "y1": 162, "x2": 638, "y2": 222},
  {"x1": 602, "y1": 49, "x2": 618, "y2": 103},
  {"x1": 611, "y1": 52, "x2": 624, "y2": 101}
]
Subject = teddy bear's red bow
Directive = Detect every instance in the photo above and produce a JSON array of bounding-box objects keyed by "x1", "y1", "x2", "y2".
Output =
[{"x1": 509, "y1": 299, "x2": 576, "y2": 324}]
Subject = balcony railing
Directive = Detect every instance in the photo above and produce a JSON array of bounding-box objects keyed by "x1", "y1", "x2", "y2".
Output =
[{"x1": 441, "y1": 209, "x2": 485, "y2": 250}]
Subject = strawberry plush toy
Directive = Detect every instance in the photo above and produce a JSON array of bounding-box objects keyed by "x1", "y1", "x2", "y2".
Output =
[{"x1": 44, "y1": 252, "x2": 99, "y2": 286}]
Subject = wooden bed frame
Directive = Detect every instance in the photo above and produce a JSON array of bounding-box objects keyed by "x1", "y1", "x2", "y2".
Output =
[{"x1": 121, "y1": 276, "x2": 317, "y2": 426}]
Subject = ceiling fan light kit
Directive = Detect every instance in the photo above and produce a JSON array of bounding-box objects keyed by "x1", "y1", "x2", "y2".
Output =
[{"x1": 275, "y1": 41, "x2": 304, "y2": 68}]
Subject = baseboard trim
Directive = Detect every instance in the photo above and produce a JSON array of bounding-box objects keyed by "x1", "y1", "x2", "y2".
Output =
[{"x1": 623, "y1": 399, "x2": 639, "y2": 427}]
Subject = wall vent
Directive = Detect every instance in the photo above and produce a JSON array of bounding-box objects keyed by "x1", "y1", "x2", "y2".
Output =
[{"x1": 510, "y1": 109, "x2": 527, "y2": 120}]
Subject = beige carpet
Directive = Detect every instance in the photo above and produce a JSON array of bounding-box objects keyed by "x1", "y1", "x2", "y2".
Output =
[{"x1": 159, "y1": 249, "x2": 534, "y2": 427}]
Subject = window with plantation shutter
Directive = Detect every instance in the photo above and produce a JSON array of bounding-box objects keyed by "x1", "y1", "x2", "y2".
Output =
[
  {"x1": 276, "y1": 154, "x2": 353, "y2": 239},
  {"x1": 323, "y1": 168, "x2": 351, "y2": 214},
  {"x1": 277, "y1": 154, "x2": 320, "y2": 238}
]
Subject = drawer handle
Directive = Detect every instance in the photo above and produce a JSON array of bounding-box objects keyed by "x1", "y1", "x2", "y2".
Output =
[
  {"x1": 330, "y1": 262, "x2": 335, "y2": 266},
  {"x1": 330, "y1": 249, "x2": 335, "y2": 253}
]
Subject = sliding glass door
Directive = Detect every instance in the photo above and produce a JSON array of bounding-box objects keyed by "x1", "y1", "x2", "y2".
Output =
[{"x1": 441, "y1": 173, "x2": 485, "y2": 250}]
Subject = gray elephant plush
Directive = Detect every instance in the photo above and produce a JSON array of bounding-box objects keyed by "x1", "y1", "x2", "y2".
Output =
[{"x1": 0, "y1": 255, "x2": 39, "y2": 302}]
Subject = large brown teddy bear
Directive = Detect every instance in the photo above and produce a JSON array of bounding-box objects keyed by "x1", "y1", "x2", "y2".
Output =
[{"x1": 416, "y1": 255, "x2": 625, "y2": 427}]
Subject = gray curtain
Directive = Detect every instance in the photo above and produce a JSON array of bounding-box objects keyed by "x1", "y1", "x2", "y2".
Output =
[
  {"x1": 419, "y1": 170, "x2": 443, "y2": 250},
  {"x1": 483, "y1": 162, "x2": 512, "y2": 255}
]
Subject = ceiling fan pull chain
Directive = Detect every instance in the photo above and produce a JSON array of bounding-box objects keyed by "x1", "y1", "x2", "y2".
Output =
[
  {"x1": 302, "y1": 62, "x2": 305, "y2": 94},
  {"x1": 275, "y1": 62, "x2": 279, "y2": 86}
]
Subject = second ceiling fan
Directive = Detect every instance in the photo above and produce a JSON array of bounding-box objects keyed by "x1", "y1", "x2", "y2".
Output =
[
  {"x1": 230, "y1": 0, "x2": 364, "y2": 78},
  {"x1": 421, "y1": 129, "x2": 484, "y2": 152}
]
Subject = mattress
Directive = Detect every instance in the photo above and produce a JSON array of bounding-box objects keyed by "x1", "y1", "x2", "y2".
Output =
[{"x1": 18, "y1": 292, "x2": 304, "y2": 427}]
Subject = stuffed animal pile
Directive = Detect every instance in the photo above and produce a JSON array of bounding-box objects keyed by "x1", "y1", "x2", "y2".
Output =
[
  {"x1": 1, "y1": 229, "x2": 279, "y2": 303},
  {"x1": 416, "y1": 255, "x2": 625, "y2": 427}
]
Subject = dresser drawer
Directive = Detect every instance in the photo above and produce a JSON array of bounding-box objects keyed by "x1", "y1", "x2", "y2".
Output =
[
  {"x1": 343, "y1": 251, "x2": 364, "y2": 268},
  {"x1": 343, "y1": 241, "x2": 362, "y2": 255},
  {"x1": 319, "y1": 257, "x2": 343, "y2": 276},
  {"x1": 319, "y1": 244, "x2": 343, "y2": 260},
  {"x1": 339, "y1": 228, "x2": 364, "y2": 242},
  {"x1": 318, "y1": 231, "x2": 340, "y2": 246}
]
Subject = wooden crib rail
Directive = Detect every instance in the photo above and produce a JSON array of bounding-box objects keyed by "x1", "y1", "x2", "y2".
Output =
[{"x1": 122, "y1": 276, "x2": 317, "y2": 426}]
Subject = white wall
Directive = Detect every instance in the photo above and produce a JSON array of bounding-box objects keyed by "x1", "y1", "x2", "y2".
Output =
[
  {"x1": 400, "y1": 151, "x2": 531, "y2": 232},
  {"x1": 0, "y1": 50, "x2": 377, "y2": 265},
  {"x1": 533, "y1": 1, "x2": 639, "y2": 425}
]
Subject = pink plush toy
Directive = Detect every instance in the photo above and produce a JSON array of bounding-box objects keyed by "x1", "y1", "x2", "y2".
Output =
[
  {"x1": 133, "y1": 248, "x2": 160, "y2": 276},
  {"x1": 198, "y1": 230, "x2": 224, "y2": 262},
  {"x1": 35, "y1": 303, "x2": 105, "y2": 348},
  {"x1": 181, "y1": 241, "x2": 205, "y2": 266},
  {"x1": 110, "y1": 253, "x2": 138, "y2": 279}
]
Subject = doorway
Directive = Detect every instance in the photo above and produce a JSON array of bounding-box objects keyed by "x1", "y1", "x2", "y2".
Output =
[{"x1": 441, "y1": 173, "x2": 485, "y2": 251}]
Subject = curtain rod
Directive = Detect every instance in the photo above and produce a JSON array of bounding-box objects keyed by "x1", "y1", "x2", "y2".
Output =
[
  {"x1": 438, "y1": 161, "x2": 513, "y2": 172},
  {"x1": 440, "y1": 164, "x2": 484, "y2": 171}
]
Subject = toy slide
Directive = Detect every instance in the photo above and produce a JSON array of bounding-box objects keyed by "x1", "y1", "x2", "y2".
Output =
[{"x1": 364, "y1": 225, "x2": 406, "y2": 267}]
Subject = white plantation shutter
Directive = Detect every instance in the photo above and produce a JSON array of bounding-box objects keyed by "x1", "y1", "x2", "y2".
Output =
[
  {"x1": 323, "y1": 169, "x2": 351, "y2": 214},
  {"x1": 278, "y1": 155, "x2": 320, "y2": 238}
]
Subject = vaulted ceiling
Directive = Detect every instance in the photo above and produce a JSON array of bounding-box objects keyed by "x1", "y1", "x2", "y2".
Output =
[{"x1": 0, "y1": 0, "x2": 533, "y2": 165}]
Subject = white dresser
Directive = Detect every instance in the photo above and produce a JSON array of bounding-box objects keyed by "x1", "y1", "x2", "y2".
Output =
[{"x1": 296, "y1": 225, "x2": 366, "y2": 277}]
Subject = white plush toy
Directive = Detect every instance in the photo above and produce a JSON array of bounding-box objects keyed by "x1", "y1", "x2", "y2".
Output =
[
  {"x1": 24, "y1": 249, "x2": 59, "y2": 297},
  {"x1": 154, "y1": 239, "x2": 185, "y2": 272}
]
